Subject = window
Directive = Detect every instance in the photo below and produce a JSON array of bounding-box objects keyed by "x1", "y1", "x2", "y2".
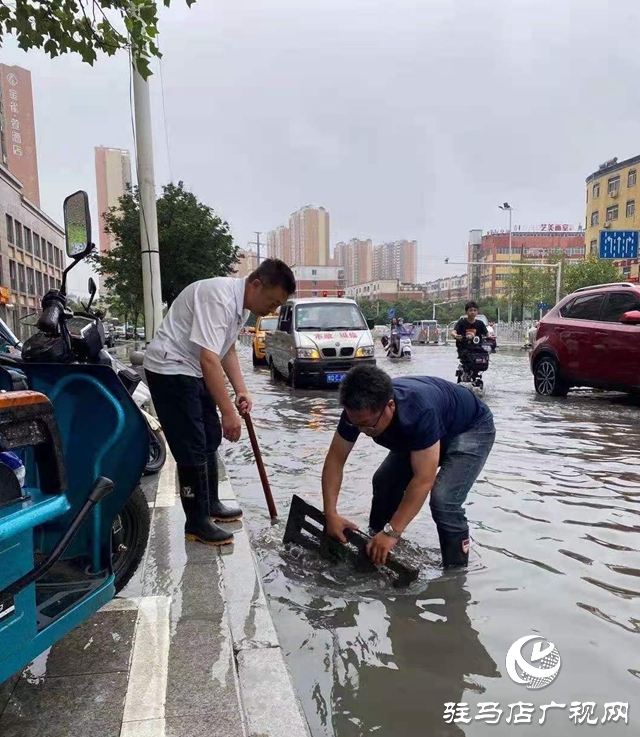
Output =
[
  {"x1": 601, "y1": 292, "x2": 640, "y2": 322},
  {"x1": 608, "y1": 175, "x2": 621, "y2": 195},
  {"x1": 590, "y1": 211, "x2": 599, "y2": 226},
  {"x1": 56, "y1": 279, "x2": 61, "y2": 289},
  {"x1": 9, "y1": 260, "x2": 16, "y2": 291},
  {"x1": 563, "y1": 293, "x2": 605, "y2": 321},
  {"x1": 311, "y1": 269, "x2": 317, "y2": 276},
  {"x1": 5, "y1": 215, "x2": 14, "y2": 244},
  {"x1": 592, "y1": 183, "x2": 600, "y2": 198},
  {"x1": 626, "y1": 200, "x2": 635, "y2": 218},
  {"x1": 33, "y1": 233, "x2": 41, "y2": 258},
  {"x1": 312, "y1": 291, "x2": 318, "y2": 297},
  {"x1": 311, "y1": 280, "x2": 318, "y2": 287},
  {"x1": 54, "y1": 248, "x2": 60, "y2": 268},
  {"x1": 24, "y1": 227, "x2": 32, "y2": 253},
  {"x1": 17, "y1": 263, "x2": 25, "y2": 293},
  {"x1": 36, "y1": 270, "x2": 43, "y2": 295},
  {"x1": 590, "y1": 239, "x2": 598, "y2": 253},
  {"x1": 47, "y1": 242, "x2": 53, "y2": 264},
  {"x1": 42, "y1": 274, "x2": 48, "y2": 293},
  {"x1": 26, "y1": 267, "x2": 35, "y2": 295},
  {"x1": 629, "y1": 170, "x2": 637, "y2": 188},
  {"x1": 606, "y1": 205, "x2": 619, "y2": 222},
  {"x1": 14, "y1": 221, "x2": 22, "y2": 249}
]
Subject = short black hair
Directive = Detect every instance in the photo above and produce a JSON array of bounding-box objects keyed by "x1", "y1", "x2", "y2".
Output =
[
  {"x1": 465, "y1": 300, "x2": 478, "y2": 311},
  {"x1": 339, "y1": 364, "x2": 394, "y2": 412},
  {"x1": 249, "y1": 258, "x2": 296, "y2": 295}
]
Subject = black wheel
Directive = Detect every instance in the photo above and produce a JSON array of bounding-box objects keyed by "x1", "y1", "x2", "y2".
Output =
[
  {"x1": 288, "y1": 364, "x2": 300, "y2": 389},
  {"x1": 252, "y1": 352, "x2": 265, "y2": 367},
  {"x1": 112, "y1": 485, "x2": 151, "y2": 593},
  {"x1": 534, "y1": 356, "x2": 569, "y2": 397},
  {"x1": 144, "y1": 427, "x2": 166, "y2": 475}
]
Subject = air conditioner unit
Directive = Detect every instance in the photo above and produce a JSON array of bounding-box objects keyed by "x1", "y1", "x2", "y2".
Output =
[
  {"x1": 611, "y1": 190, "x2": 619, "y2": 199},
  {"x1": 603, "y1": 222, "x2": 611, "y2": 229}
]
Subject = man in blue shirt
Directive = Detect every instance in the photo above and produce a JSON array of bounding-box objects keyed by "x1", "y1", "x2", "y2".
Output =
[{"x1": 322, "y1": 364, "x2": 495, "y2": 568}]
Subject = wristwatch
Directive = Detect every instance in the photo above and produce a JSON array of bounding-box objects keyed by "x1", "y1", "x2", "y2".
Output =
[{"x1": 382, "y1": 523, "x2": 401, "y2": 540}]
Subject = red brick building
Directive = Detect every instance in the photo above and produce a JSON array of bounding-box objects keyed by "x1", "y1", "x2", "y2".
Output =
[{"x1": 291, "y1": 265, "x2": 346, "y2": 298}]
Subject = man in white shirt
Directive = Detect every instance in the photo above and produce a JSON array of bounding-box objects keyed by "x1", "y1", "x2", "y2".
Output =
[{"x1": 144, "y1": 259, "x2": 296, "y2": 546}]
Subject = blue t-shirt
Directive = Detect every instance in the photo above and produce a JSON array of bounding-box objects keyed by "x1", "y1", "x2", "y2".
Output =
[{"x1": 337, "y1": 376, "x2": 492, "y2": 453}]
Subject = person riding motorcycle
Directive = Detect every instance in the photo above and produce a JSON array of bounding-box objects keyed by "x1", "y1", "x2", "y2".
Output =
[{"x1": 451, "y1": 301, "x2": 488, "y2": 362}]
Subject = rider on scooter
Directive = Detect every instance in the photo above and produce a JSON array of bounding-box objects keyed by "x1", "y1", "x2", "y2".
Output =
[{"x1": 451, "y1": 301, "x2": 488, "y2": 360}]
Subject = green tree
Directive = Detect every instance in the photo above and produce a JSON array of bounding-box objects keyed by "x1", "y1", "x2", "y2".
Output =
[
  {"x1": 0, "y1": 0, "x2": 195, "y2": 78},
  {"x1": 562, "y1": 254, "x2": 621, "y2": 295},
  {"x1": 93, "y1": 181, "x2": 239, "y2": 311}
]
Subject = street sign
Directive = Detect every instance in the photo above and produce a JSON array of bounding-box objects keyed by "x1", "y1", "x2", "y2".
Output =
[
  {"x1": 538, "y1": 302, "x2": 548, "y2": 311},
  {"x1": 387, "y1": 308, "x2": 395, "y2": 319},
  {"x1": 599, "y1": 230, "x2": 639, "y2": 259}
]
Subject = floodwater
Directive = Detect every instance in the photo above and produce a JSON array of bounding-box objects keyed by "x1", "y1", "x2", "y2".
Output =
[{"x1": 224, "y1": 343, "x2": 639, "y2": 736}]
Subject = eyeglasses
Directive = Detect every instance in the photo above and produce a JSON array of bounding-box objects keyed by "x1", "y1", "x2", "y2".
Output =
[{"x1": 347, "y1": 404, "x2": 389, "y2": 432}]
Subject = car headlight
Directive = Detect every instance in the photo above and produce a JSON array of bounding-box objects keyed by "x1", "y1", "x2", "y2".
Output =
[
  {"x1": 356, "y1": 345, "x2": 375, "y2": 357},
  {"x1": 297, "y1": 347, "x2": 320, "y2": 359}
]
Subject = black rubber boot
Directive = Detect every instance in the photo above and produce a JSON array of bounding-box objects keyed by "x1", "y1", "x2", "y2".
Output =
[
  {"x1": 438, "y1": 528, "x2": 470, "y2": 568},
  {"x1": 178, "y1": 463, "x2": 234, "y2": 546},
  {"x1": 206, "y1": 454, "x2": 243, "y2": 522}
]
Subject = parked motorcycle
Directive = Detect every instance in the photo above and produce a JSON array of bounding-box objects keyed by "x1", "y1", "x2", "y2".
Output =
[
  {"x1": 455, "y1": 335, "x2": 490, "y2": 392},
  {"x1": 380, "y1": 333, "x2": 412, "y2": 359},
  {"x1": 0, "y1": 190, "x2": 149, "y2": 685}
]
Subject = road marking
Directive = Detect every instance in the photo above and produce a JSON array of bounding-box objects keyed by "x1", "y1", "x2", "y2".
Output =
[
  {"x1": 101, "y1": 596, "x2": 140, "y2": 612},
  {"x1": 154, "y1": 450, "x2": 177, "y2": 507},
  {"x1": 121, "y1": 595, "x2": 171, "y2": 727}
]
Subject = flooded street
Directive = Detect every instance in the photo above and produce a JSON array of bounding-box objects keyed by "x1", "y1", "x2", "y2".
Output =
[{"x1": 224, "y1": 343, "x2": 639, "y2": 736}]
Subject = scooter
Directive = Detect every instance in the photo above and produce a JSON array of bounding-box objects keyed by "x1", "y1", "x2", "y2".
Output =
[
  {"x1": 380, "y1": 333, "x2": 412, "y2": 359},
  {"x1": 0, "y1": 190, "x2": 149, "y2": 685},
  {"x1": 455, "y1": 335, "x2": 490, "y2": 393}
]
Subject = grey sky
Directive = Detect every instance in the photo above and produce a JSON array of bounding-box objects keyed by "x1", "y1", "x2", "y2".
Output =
[{"x1": 2, "y1": 0, "x2": 639, "y2": 293}]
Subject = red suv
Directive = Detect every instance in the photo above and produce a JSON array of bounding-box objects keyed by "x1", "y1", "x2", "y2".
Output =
[{"x1": 531, "y1": 282, "x2": 640, "y2": 396}]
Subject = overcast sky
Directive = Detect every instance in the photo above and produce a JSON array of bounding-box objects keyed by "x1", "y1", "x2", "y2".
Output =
[{"x1": 2, "y1": 0, "x2": 640, "y2": 293}]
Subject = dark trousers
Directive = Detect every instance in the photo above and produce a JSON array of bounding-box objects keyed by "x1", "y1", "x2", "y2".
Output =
[
  {"x1": 369, "y1": 415, "x2": 496, "y2": 536},
  {"x1": 145, "y1": 371, "x2": 222, "y2": 467}
]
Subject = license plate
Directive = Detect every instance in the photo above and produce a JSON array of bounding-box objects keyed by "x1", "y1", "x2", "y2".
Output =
[{"x1": 326, "y1": 372, "x2": 346, "y2": 384}]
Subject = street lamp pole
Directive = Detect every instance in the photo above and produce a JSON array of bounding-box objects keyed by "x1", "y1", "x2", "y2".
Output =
[{"x1": 499, "y1": 202, "x2": 514, "y2": 323}]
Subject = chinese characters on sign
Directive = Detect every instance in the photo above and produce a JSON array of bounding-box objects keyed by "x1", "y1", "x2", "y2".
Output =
[
  {"x1": 486, "y1": 224, "x2": 584, "y2": 236},
  {"x1": 7, "y1": 72, "x2": 22, "y2": 157},
  {"x1": 443, "y1": 701, "x2": 628, "y2": 726}
]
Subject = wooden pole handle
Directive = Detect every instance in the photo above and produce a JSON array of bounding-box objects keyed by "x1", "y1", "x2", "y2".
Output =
[{"x1": 244, "y1": 413, "x2": 278, "y2": 519}]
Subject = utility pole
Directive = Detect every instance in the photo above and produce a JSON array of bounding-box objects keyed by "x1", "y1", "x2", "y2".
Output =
[
  {"x1": 499, "y1": 202, "x2": 514, "y2": 324},
  {"x1": 248, "y1": 232, "x2": 263, "y2": 265},
  {"x1": 133, "y1": 68, "x2": 163, "y2": 342}
]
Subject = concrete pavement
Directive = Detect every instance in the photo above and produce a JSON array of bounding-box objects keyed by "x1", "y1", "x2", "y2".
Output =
[{"x1": 0, "y1": 454, "x2": 310, "y2": 737}]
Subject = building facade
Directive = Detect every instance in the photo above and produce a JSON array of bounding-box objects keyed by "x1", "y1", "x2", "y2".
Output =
[
  {"x1": 267, "y1": 225, "x2": 292, "y2": 264},
  {"x1": 586, "y1": 155, "x2": 640, "y2": 283},
  {"x1": 0, "y1": 165, "x2": 64, "y2": 338},
  {"x1": 334, "y1": 238, "x2": 373, "y2": 286},
  {"x1": 372, "y1": 240, "x2": 418, "y2": 283},
  {"x1": 0, "y1": 64, "x2": 40, "y2": 206},
  {"x1": 288, "y1": 205, "x2": 330, "y2": 266},
  {"x1": 423, "y1": 274, "x2": 468, "y2": 302},
  {"x1": 234, "y1": 249, "x2": 259, "y2": 279},
  {"x1": 346, "y1": 279, "x2": 424, "y2": 303},
  {"x1": 95, "y1": 147, "x2": 132, "y2": 254},
  {"x1": 291, "y1": 265, "x2": 345, "y2": 298},
  {"x1": 467, "y1": 226, "x2": 586, "y2": 299}
]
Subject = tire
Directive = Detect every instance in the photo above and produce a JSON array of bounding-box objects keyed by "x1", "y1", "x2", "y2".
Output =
[
  {"x1": 144, "y1": 427, "x2": 166, "y2": 475},
  {"x1": 252, "y1": 352, "x2": 259, "y2": 366},
  {"x1": 270, "y1": 359, "x2": 282, "y2": 382},
  {"x1": 534, "y1": 355, "x2": 569, "y2": 397},
  {"x1": 112, "y1": 485, "x2": 151, "y2": 593}
]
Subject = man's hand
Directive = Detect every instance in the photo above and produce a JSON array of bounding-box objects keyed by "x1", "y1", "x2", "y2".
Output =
[
  {"x1": 454, "y1": 334, "x2": 463, "y2": 341},
  {"x1": 366, "y1": 531, "x2": 398, "y2": 566},
  {"x1": 235, "y1": 391, "x2": 252, "y2": 416},
  {"x1": 325, "y1": 513, "x2": 358, "y2": 543},
  {"x1": 222, "y1": 410, "x2": 242, "y2": 442}
]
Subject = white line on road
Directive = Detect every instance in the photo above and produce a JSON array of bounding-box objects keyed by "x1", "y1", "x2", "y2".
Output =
[
  {"x1": 121, "y1": 595, "x2": 171, "y2": 731},
  {"x1": 154, "y1": 450, "x2": 177, "y2": 508}
]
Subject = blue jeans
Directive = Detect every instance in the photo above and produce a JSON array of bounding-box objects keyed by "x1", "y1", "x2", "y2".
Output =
[{"x1": 369, "y1": 415, "x2": 496, "y2": 536}]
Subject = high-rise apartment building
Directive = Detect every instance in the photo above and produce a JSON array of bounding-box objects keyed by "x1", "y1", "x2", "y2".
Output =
[
  {"x1": 267, "y1": 225, "x2": 292, "y2": 264},
  {"x1": 0, "y1": 65, "x2": 40, "y2": 205},
  {"x1": 372, "y1": 240, "x2": 418, "y2": 283},
  {"x1": 235, "y1": 249, "x2": 259, "y2": 278},
  {"x1": 334, "y1": 238, "x2": 373, "y2": 286},
  {"x1": 95, "y1": 147, "x2": 132, "y2": 254},
  {"x1": 289, "y1": 205, "x2": 329, "y2": 266}
]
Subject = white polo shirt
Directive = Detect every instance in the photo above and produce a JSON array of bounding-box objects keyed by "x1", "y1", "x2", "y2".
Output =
[{"x1": 143, "y1": 277, "x2": 250, "y2": 377}]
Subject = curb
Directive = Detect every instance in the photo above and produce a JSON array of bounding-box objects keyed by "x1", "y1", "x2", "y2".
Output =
[{"x1": 218, "y1": 460, "x2": 311, "y2": 737}]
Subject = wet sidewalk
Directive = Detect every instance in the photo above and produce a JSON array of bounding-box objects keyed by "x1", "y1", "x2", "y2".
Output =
[{"x1": 0, "y1": 456, "x2": 310, "y2": 737}]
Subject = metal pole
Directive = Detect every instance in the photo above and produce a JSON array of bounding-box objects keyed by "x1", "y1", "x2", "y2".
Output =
[
  {"x1": 133, "y1": 68, "x2": 163, "y2": 342},
  {"x1": 508, "y1": 207, "x2": 513, "y2": 324},
  {"x1": 555, "y1": 261, "x2": 562, "y2": 305},
  {"x1": 432, "y1": 302, "x2": 436, "y2": 320},
  {"x1": 255, "y1": 231, "x2": 262, "y2": 264}
]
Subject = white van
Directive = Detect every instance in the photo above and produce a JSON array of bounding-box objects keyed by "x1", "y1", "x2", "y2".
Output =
[{"x1": 264, "y1": 297, "x2": 375, "y2": 387}]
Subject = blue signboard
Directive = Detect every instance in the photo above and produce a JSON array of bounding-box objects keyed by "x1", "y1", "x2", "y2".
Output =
[
  {"x1": 538, "y1": 302, "x2": 548, "y2": 311},
  {"x1": 387, "y1": 308, "x2": 395, "y2": 319},
  {"x1": 599, "y1": 230, "x2": 639, "y2": 259}
]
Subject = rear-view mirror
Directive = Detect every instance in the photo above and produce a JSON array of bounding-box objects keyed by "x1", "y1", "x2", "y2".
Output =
[
  {"x1": 620, "y1": 310, "x2": 640, "y2": 325},
  {"x1": 366, "y1": 318, "x2": 375, "y2": 330},
  {"x1": 63, "y1": 191, "x2": 92, "y2": 259}
]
